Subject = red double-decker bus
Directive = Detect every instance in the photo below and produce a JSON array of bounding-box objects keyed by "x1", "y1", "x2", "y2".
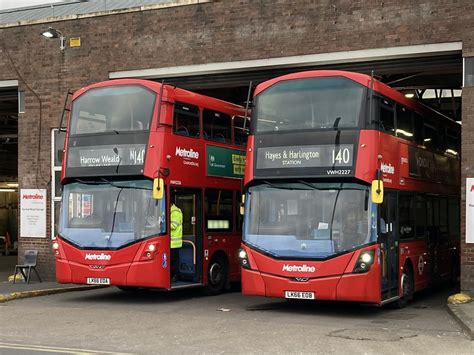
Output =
[
  {"x1": 239, "y1": 70, "x2": 460, "y2": 306},
  {"x1": 54, "y1": 79, "x2": 248, "y2": 294}
]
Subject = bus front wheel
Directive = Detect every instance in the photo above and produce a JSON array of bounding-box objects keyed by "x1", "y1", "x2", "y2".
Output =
[
  {"x1": 396, "y1": 264, "x2": 414, "y2": 308},
  {"x1": 204, "y1": 255, "x2": 228, "y2": 295}
]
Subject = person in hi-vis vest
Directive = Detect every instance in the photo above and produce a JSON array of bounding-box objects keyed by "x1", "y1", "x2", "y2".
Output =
[{"x1": 170, "y1": 202, "x2": 183, "y2": 282}]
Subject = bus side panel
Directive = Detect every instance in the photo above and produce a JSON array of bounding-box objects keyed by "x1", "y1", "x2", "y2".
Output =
[
  {"x1": 126, "y1": 258, "x2": 168, "y2": 287},
  {"x1": 399, "y1": 240, "x2": 429, "y2": 292},
  {"x1": 241, "y1": 268, "x2": 266, "y2": 296},
  {"x1": 355, "y1": 130, "x2": 379, "y2": 183},
  {"x1": 56, "y1": 259, "x2": 72, "y2": 283},
  {"x1": 244, "y1": 135, "x2": 254, "y2": 186},
  {"x1": 336, "y1": 256, "x2": 381, "y2": 303}
]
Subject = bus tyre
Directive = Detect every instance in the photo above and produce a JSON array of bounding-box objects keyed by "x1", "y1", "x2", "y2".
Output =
[
  {"x1": 204, "y1": 255, "x2": 228, "y2": 295},
  {"x1": 396, "y1": 265, "x2": 414, "y2": 308}
]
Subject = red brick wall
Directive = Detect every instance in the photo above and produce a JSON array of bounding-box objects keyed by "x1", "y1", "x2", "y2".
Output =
[
  {"x1": 0, "y1": 0, "x2": 473, "y2": 285},
  {"x1": 461, "y1": 87, "x2": 474, "y2": 293}
]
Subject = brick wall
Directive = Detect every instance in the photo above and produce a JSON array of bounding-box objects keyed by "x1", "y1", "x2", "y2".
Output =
[
  {"x1": 461, "y1": 87, "x2": 474, "y2": 293},
  {"x1": 0, "y1": 0, "x2": 473, "y2": 284}
]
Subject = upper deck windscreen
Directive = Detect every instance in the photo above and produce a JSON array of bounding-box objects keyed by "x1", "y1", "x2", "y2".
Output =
[
  {"x1": 70, "y1": 85, "x2": 156, "y2": 135},
  {"x1": 254, "y1": 76, "x2": 366, "y2": 133}
]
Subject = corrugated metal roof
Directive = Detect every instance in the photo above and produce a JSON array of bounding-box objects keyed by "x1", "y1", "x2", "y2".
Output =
[{"x1": 0, "y1": 0, "x2": 177, "y2": 25}]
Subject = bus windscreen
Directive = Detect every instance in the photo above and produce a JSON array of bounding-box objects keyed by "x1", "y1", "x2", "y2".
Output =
[
  {"x1": 244, "y1": 182, "x2": 377, "y2": 258},
  {"x1": 255, "y1": 77, "x2": 365, "y2": 133},
  {"x1": 70, "y1": 85, "x2": 156, "y2": 135},
  {"x1": 59, "y1": 179, "x2": 165, "y2": 249}
]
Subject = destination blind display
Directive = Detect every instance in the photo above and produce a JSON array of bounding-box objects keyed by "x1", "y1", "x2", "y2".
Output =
[
  {"x1": 67, "y1": 144, "x2": 146, "y2": 168},
  {"x1": 256, "y1": 144, "x2": 354, "y2": 170}
]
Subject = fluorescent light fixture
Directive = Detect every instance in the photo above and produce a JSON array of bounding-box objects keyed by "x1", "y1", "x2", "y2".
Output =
[
  {"x1": 41, "y1": 27, "x2": 66, "y2": 51},
  {"x1": 42, "y1": 31, "x2": 55, "y2": 38},
  {"x1": 405, "y1": 93, "x2": 415, "y2": 98},
  {"x1": 0, "y1": 189, "x2": 16, "y2": 192},
  {"x1": 423, "y1": 138, "x2": 431, "y2": 142},
  {"x1": 446, "y1": 149, "x2": 458, "y2": 156},
  {"x1": 6, "y1": 183, "x2": 18, "y2": 187},
  {"x1": 396, "y1": 129, "x2": 413, "y2": 137}
]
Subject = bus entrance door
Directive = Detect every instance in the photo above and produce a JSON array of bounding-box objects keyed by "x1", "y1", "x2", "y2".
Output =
[
  {"x1": 171, "y1": 189, "x2": 202, "y2": 288},
  {"x1": 380, "y1": 192, "x2": 399, "y2": 301}
]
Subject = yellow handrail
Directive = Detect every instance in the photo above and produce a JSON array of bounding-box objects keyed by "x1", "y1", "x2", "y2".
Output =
[{"x1": 182, "y1": 240, "x2": 196, "y2": 265}]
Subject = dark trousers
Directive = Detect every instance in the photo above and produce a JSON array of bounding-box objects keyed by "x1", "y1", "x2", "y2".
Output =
[{"x1": 171, "y1": 248, "x2": 180, "y2": 280}]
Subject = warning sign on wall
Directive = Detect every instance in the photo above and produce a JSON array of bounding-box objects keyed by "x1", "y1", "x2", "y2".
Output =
[
  {"x1": 467, "y1": 178, "x2": 474, "y2": 244},
  {"x1": 20, "y1": 189, "x2": 47, "y2": 238}
]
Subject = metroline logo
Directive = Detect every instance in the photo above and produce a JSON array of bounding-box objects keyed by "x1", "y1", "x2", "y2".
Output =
[
  {"x1": 282, "y1": 264, "x2": 316, "y2": 272},
  {"x1": 381, "y1": 162, "x2": 395, "y2": 175},
  {"x1": 85, "y1": 253, "x2": 111, "y2": 261},
  {"x1": 175, "y1": 147, "x2": 199, "y2": 159},
  {"x1": 22, "y1": 194, "x2": 44, "y2": 200}
]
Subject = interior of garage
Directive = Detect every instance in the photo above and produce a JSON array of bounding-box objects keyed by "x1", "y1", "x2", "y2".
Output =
[
  {"x1": 163, "y1": 54, "x2": 462, "y2": 121},
  {"x1": 0, "y1": 87, "x2": 18, "y2": 281},
  {"x1": 158, "y1": 52, "x2": 463, "y2": 289}
]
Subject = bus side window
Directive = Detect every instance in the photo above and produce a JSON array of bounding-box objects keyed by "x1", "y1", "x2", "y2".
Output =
[
  {"x1": 439, "y1": 198, "x2": 448, "y2": 239},
  {"x1": 395, "y1": 105, "x2": 414, "y2": 141},
  {"x1": 205, "y1": 189, "x2": 233, "y2": 232},
  {"x1": 233, "y1": 116, "x2": 249, "y2": 146},
  {"x1": 413, "y1": 113, "x2": 424, "y2": 145},
  {"x1": 379, "y1": 98, "x2": 395, "y2": 135},
  {"x1": 415, "y1": 195, "x2": 426, "y2": 239},
  {"x1": 423, "y1": 118, "x2": 438, "y2": 149},
  {"x1": 399, "y1": 194, "x2": 415, "y2": 239},
  {"x1": 235, "y1": 191, "x2": 244, "y2": 232},
  {"x1": 173, "y1": 102, "x2": 200, "y2": 137},
  {"x1": 203, "y1": 109, "x2": 231, "y2": 143},
  {"x1": 446, "y1": 128, "x2": 459, "y2": 155}
]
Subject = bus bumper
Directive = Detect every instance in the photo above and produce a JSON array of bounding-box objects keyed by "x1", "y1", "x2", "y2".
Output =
[{"x1": 241, "y1": 268, "x2": 380, "y2": 304}]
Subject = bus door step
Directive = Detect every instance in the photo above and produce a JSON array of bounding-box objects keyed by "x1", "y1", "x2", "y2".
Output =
[{"x1": 170, "y1": 282, "x2": 202, "y2": 290}]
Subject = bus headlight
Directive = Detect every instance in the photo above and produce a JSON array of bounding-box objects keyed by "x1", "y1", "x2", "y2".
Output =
[
  {"x1": 238, "y1": 248, "x2": 250, "y2": 269},
  {"x1": 353, "y1": 250, "x2": 375, "y2": 273}
]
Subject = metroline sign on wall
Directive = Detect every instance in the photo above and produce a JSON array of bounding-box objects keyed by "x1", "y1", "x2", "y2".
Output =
[
  {"x1": 20, "y1": 189, "x2": 47, "y2": 238},
  {"x1": 467, "y1": 178, "x2": 474, "y2": 244}
]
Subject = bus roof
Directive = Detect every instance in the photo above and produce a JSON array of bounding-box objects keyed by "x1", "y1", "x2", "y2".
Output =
[
  {"x1": 253, "y1": 70, "x2": 457, "y2": 125},
  {"x1": 72, "y1": 79, "x2": 246, "y2": 115}
]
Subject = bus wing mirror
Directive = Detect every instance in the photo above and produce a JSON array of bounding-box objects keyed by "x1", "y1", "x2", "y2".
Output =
[
  {"x1": 371, "y1": 180, "x2": 384, "y2": 204},
  {"x1": 153, "y1": 178, "x2": 164, "y2": 200},
  {"x1": 239, "y1": 194, "x2": 245, "y2": 215}
]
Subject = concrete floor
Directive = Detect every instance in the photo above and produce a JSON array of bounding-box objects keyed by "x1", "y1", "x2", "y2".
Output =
[{"x1": 0, "y1": 284, "x2": 471, "y2": 354}]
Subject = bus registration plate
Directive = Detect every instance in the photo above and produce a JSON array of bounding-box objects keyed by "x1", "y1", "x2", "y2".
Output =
[
  {"x1": 285, "y1": 291, "x2": 315, "y2": 300},
  {"x1": 86, "y1": 277, "x2": 110, "y2": 285}
]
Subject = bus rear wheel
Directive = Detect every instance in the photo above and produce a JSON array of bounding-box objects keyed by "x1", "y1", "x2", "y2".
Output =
[{"x1": 204, "y1": 255, "x2": 228, "y2": 295}]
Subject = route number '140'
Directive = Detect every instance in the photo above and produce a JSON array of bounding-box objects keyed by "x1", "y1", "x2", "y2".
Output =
[{"x1": 332, "y1": 148, "x2": 350, "y2": 164}]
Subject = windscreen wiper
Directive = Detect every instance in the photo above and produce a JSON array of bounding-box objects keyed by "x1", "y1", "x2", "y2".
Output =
[
  {"x1": 99, "y1": 178, "x2": 152, "y2": 191},
  {"x1": 262, "y1": 180, "x2": 312, "y2": 190}
]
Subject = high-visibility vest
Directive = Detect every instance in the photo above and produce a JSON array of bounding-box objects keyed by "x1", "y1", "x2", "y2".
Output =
[{"x1": 170, "y1": 203, "x2": 183, "y2": 248}]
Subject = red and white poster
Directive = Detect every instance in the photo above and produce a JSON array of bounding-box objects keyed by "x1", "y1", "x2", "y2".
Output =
[
  {"x1": 20, "y1": 189, "x2": 47, "y2": 238},
  {"x1": 467, "y1": 178, "x2": 474, "y2": 244}
]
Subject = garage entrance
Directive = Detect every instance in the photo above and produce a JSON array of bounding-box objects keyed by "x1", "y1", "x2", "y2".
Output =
[
  {"x1": 110, "y1": 43, "x2": 463, "y2": 290},
  {"x1": 0, "y1": 82, "x2": 19, "y2": 282}
]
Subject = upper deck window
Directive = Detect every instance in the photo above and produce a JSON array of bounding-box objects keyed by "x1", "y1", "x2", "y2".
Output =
[
  {"x1": 70, "y1": 85, "x2": 156, "y2": 135},
  {"x1": 233, "y1": 116, "x2": 249, "y2": 146},
  {"x1": 203, "y1": 109, "x2": 231, "y2": 143},
  {"x1": 396, "y1": 105, "x2": 414, "y2": 140},
  {"x1": 255, "y1": 76, "x2": 365, "y2": 133},
  {"x1": 379, "y1": 99, "x2": 395, "y2": 135},
  {"x1": 173, "y1": 102, "x2": 200, "y2": 138}
]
